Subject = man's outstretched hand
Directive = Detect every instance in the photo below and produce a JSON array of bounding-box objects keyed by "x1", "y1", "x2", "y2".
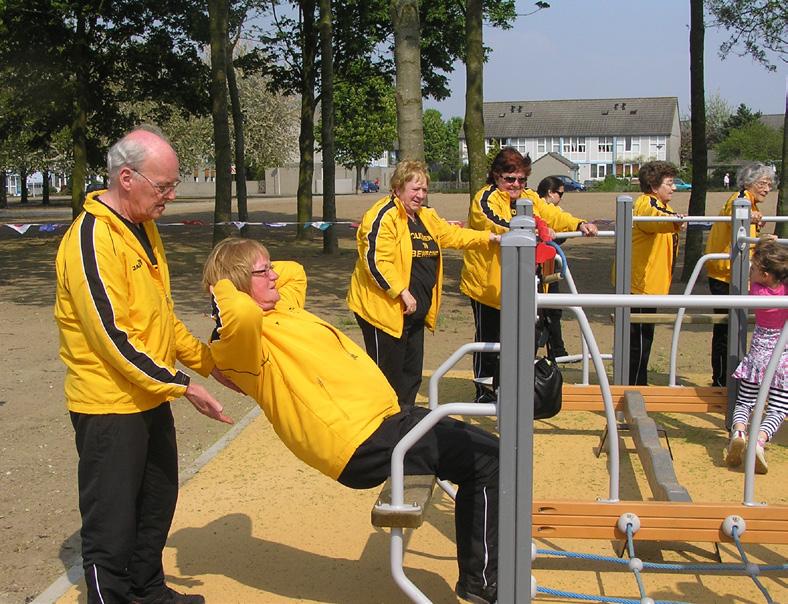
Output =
[{"x1": 185, "y1": 382, "x2": 234, "y2": 424}]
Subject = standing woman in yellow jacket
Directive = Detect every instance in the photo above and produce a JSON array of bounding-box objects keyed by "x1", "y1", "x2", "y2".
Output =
[
  {"x1": 459, "y1": 148, "x2": 597, "y2": 403},
  {"x1": 628, "y1": 161, "x2": 684, "y2": 385},
  {"x1": 348, "y1": 160, "x2": 500, "y2": 409},
  {"x1": 704, "y1": 162, "x2": 775, "y2": 386}
]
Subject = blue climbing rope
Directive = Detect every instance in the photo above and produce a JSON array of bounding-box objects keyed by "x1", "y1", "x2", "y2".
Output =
[
  {"x1": 537, "y1": 586, "x2": 689, "y2": 604},
  {"x1": 536, "y1": 548, "x2": 787, "y2": 573},
  {"x1": 730, "y1": 526, "x2": 775, "y2": 604}
]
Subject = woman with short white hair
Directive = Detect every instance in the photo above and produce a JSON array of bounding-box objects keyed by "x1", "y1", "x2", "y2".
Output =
[{"x1": 705, "y1": 161, "x2": 777, "y2": 386}]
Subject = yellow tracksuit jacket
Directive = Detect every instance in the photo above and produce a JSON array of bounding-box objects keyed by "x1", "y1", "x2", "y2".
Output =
[
  {"x1": 209, "y1": 262, "x2": 400, "y2": 480},
  {"x1": 347, "y1": 194, "x2": 492, "y2": 338},
  {"x1": 629, "y1": 194, "x2": 682, "y2": 295},
  {"x1": 705, "y1": 190, "x2": 761, "y2": 283},
  {"x1": 460, "y1": 185, "x2": 585, "y2": 309},
  {"x1": 54, "y1": 192, "x2": 215, "y2": 414}
]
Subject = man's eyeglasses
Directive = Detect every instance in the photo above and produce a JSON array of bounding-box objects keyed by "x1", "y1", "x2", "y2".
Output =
[
  {"x1": 251, "y1": 266, "x2": 272, "y2": 277},
  {"x1": 553, "y1": 190, "x2": 564, "y2": 198},
  {"x1": 132, "y1": 168, "x2": 181, "y2": 195},
  {"x1": 502, "y1": 176, "x2": 527, "y2": 184}
]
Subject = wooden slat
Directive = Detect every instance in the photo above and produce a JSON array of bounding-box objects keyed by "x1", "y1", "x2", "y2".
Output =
[
  {"x1": 372, "y1": 475, "x2": 436, "y2": 529},
  {"x1": 532, "y1": 500, "x2": 788, "y2": 544},
  {"x1": 560, "y1": 385, "x2": 727, "y2": 413}
]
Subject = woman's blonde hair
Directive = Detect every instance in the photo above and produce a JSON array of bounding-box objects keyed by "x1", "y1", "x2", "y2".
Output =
[
  {"x1": 202, "y1": 237, "x2": 269, "y2": 294},
  {"x1": 390, "y1": 160, "x2": 430, "y2": 194}
]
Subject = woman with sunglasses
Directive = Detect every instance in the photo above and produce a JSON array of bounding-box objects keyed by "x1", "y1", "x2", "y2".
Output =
[{"x1": 460, "y1": 148, "x2": 596, "y2": 403}]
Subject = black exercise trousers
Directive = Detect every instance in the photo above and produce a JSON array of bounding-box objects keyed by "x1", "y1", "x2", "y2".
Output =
[
  {"x1": 709, "y1": 277, "x2": 730, "y2": 387},
  {"x1": 356, "y1": 314, "x2": 425, "y2": 410},
  {"x1": 629, "y1": 307, "x2": 656, "y2": 385},
  {"x1": 338, "y1": 407, "x2": 499, "y2": 594},
  {"x1": 470, "y1": 299, "x2": 500, "y2": 400},
  {"x1": 71, "y1": 403, "x2": 179, "y2": 604}
]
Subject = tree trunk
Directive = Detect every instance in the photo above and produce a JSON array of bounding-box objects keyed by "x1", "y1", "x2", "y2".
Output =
[
  {"x1": 297, "y1": 0, "x2": 317, "y2": 240},
  {"x1": 391, "y1": 0, "x2": 424, "y2": 162},
  {"x1": 464, "y1": 0, "x2": 485, "y2": 198},
  {"x1": 319, "y1": 0, "x2": 337, "y2": 254},
  {"x1": 356, "y1": 165, "x2": 362, "y2": 193},
  {"x1": 681, "y1": 0, "x2": 708, "y2": 282},
  {"x1": 227, "y1": 39, "x2": 248, "y2": 225},
  {"x1": 209, "y1": 0, "x2": 234, "y2": 245},
  {"x1": 19, "y1": 166, "x2": 28, "y2": 204},
  {"x1": 70, "y1": 11, "x2": 88, "y2": 219},
  {"x1": 42, "y1": 169, "x2": 50, "y2": 205},
  {"x1": 0, "y1": 171, "x2": 7, "y2": 208},
  {"x1": 776, "y1": 99, "x2": 787, "y2": 238}
]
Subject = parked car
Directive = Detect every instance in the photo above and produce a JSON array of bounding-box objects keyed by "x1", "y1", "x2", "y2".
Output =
[
  {"x1": 673, "y1": 177, "x2": 692, "y2": 191},
  {"x1": 549, "y1": 174, "x2": 586, "y2": 191},
  {"x1": 360, "y1": 179, "x2": 380, "y2": 193}
]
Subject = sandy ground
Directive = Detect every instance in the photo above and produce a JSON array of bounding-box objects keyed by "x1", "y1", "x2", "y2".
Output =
[{"x1": 0, "y1": 191, "x2": 785, "y2": 604}]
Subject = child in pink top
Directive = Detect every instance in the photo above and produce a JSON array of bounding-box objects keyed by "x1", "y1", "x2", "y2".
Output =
[{"x1": 725, "y1": 238, "x2": 788, "y2": 474}]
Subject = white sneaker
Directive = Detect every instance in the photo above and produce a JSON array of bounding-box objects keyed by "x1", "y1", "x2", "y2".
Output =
[
  {"x1": 725, "y1": 430, "x2": 746, "y2": 467},
  {"x1": 755, "y1": 438, "x2": 768, "y2": 475}
]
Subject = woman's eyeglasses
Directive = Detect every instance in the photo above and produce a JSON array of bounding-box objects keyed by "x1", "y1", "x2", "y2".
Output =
[
  {"x1": 251, "y1": 266, "x2": 272, "y2": 277},
  {"x1": 502, "y1": 176, "x2": 527, "y2": 184}
]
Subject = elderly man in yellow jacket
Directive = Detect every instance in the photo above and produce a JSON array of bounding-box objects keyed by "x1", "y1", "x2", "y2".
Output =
[
  {"x1": 55, "y1": 126, "x2": 233, "y2": 604},
  {"x1": 204, "y1": 237, "x2": 500, "y2": 604}
]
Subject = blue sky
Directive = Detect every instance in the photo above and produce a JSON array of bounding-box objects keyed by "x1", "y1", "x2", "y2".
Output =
[{"x1": 424, "y1": 0, "x2": 786, "y2": 119}]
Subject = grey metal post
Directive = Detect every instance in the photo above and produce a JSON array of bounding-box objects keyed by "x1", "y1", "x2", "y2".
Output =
[
  {"x1": 726, "y1": 199, "x2": 751, "y2": 428},
  {"x1": 516, "y1": 197, "x2": 534, "y2": 218},
  {"x1": 613, "y1": 195, "x2": 633, "y2": 384},
  {"x1": 498, "y1": 213, "x2": 536, "y2": 604}
]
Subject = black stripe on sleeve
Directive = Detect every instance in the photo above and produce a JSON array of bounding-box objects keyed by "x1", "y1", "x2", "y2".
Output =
[
  {"x1": 365, "y1": 197, "x2": 397, "y2": 291},
  {"x1": 79, "y1": 214, "x2": 189, "y2": 387},
  {"x1": 480, "y1": 186, "x2": 510, "y2": 229},
  {"x1": 648, "y1": 196, "x2": 678, "y2": 215}
]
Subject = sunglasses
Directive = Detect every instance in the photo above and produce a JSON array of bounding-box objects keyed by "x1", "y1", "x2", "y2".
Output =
[
  {"x1": 553, "y1": 190, "x2": 564, "y2": 198},
  {"x1": 502, "y1": 176, "x2": 527, "y2": 184}
]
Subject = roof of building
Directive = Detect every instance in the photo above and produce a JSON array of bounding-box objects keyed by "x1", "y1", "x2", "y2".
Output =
[
  {"x1": 759, "y1": 113, "x2": 783, "y2": 130},
  {"x1": 533, "y1": 151, "x2": 579, "y2": 170},
  {"x1": 468, "y1": 97, "x2": 679, "y2": 139}
]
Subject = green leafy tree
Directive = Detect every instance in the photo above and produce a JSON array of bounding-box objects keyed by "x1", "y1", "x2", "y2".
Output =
[
  {"x1": 318, "y1": 76, "x2": 396, "y2": 192},
  {"x1": 423, "y1": 109, "x2": 449, "y2": 168},
  {"x1": 716, "y1": 120, "x2": 782, "y2": 163},
  {"x1": 707, "y1": 0, "x2": 787, "y2": 71},
  {"x1": 720, "y1": 103, "x2": 762, "y2": 139},
  {"x1": 0, "y1": 0, "x2": 210, "y2": 218},
  {"x1": 707, "y1": 0, "x2": 787, "y2": 234}
]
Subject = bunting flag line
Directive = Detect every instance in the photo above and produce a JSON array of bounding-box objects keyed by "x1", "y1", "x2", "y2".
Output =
[{"x1": 0, "y1": 218, "x2": 377, "y2": 236}]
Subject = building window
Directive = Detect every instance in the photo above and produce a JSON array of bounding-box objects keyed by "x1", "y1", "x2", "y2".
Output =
[
  {"x1": 591, "y1": 163, "x2": 614, "y2": 178},
  {"x1": 561, "y1": 137, "x2": 585, "y2": 154},
  {"x1": 625, "y1": 136, "x2": 633, "y2": 151},
  {"x1": 598, "y1": 137, "x2": 612, "y2": 153},
  {"x1": 649, "y1": 136, "x2": 666, "y2": 158},
  {"x1": 537, "y1": 138, "x2": 546, "y2": 154},
  {"x1": 551, "y1": 138, "x2": 561, "y2": 153}
]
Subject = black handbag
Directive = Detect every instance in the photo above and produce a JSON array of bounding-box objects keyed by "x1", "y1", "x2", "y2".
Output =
[
  {"x1": 533, "y1": 309, "x2": 562, "y2": 419},
  {"x1": 534, "y1": 355, "x2": 562, "y2": 419}
]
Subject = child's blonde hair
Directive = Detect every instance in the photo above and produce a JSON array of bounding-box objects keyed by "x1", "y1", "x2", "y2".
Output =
[
  {"x1": 752, "y1": 237, "x2": 788, "y2": 285},
  {"x1": 202, "y1": 237, "x2": 270, "y2": 294}
]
